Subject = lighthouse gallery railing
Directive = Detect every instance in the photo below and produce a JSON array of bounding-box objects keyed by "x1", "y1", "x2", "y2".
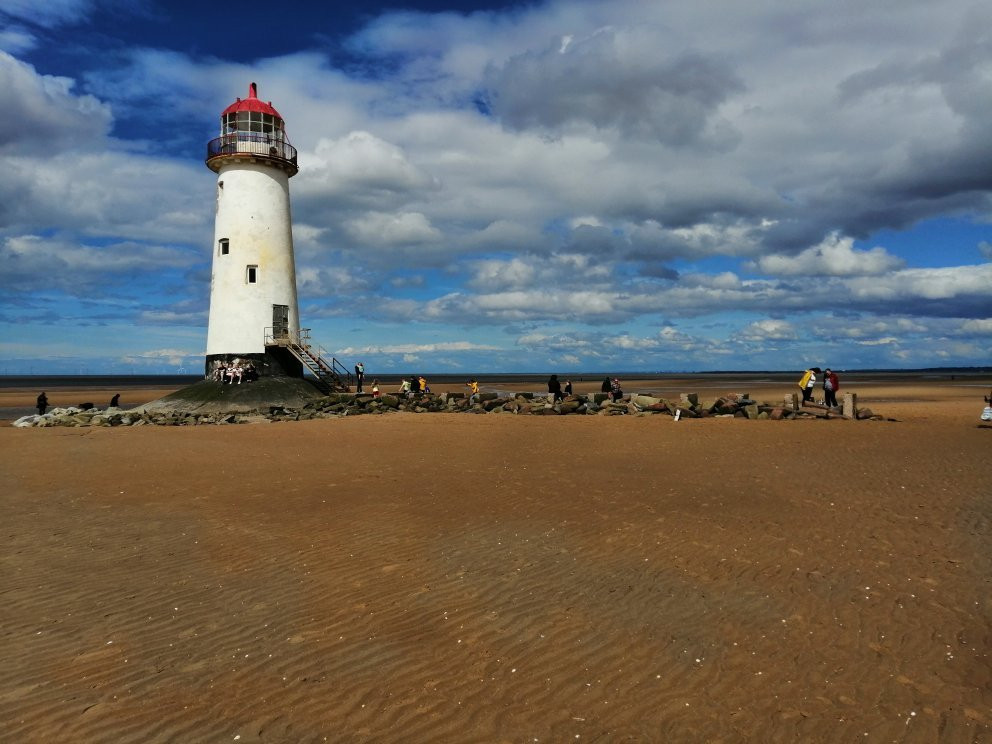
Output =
[{"x1": 206, "y1": 134, "x2": 298, "y2": 168}]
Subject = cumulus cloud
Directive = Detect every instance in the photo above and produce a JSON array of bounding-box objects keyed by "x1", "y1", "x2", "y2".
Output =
[
  {"x1": 343, "y1": 211, "x2": 442, "y2": 246},
  {"x1": 0, "y1": 52, "x2": 112, "y2": 153},
  {"x1": 485, "y1": 27, "x2": 743, "y2": 147},
  {"x1": 296, "y1": 132, "x2": 437, "y2": 208},
  {"x1": 337, "y1": 341, "x2": 499, "y2": 355},
  {"x1": 960, "y1": 318, "x2": 992, "y2": 334},
  {"x1": 1, "y1": 234, "x2": 197, "y2": 294},
  {"x1": 119, "y1": 348, "x2": 201, "y2": 368},
  {"x1": 740, "y1": 319, "x2": 797, "y2": 342},
  {"x1": 749, "y1": 233, "x2": 904, "y2": 277},
  {"x1": 3, "y1": 0, "x2": 992, "y2": 371}
]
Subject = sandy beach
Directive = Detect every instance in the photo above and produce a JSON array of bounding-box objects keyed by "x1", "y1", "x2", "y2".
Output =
[{"x1": 2, "y1": 377, "x2": 990, "y2": 742}]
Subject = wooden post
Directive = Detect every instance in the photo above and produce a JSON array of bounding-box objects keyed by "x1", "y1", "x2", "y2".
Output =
[
  {"x1": 784, "y1": 393, "x2": 798, "y2": 412},
  {"x1": 843, "y1": 392, "x2": 857, "y2": 419}
]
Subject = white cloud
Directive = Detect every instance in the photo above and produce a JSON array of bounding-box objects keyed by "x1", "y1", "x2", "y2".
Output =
[
  {"x1": 0, "y1": 52, "x2": 111, "y2": 153},
  {"x1": 297, "y1": 132, "x2": 437, "y2": 205},
  {"x1": 342, "y1": 211, "x2": 442, "y2": 246},
  {"x1": 1, "y1": 234, "x2": 197, "y2": 293},
  {"x1": 740, "y1": 319, "x2": 797, "y2": 341},
  {"x1": 337, "y1": 341, "x2": 500, "y2": 355},
  {"x1": 750, "y1": 233, "x2": 904, "y2": 277},
  {"x1": 855, "y1": 337, "x2": 900, "y2": 346},
  {"x1": 961, "y1": 318, "x2": 992, "y2": 334},
  {"x1": 120, "y1": 348, "x2": 199, "y2": 366}
]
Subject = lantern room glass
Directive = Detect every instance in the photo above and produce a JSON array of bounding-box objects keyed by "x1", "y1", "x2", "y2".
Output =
[{"x1": 222, "y1": 112, "x2": 284, "y2": 140}]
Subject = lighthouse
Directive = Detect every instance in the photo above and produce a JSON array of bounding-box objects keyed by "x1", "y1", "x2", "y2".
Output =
[{"x1": 203, "y1": 82, "x2": 303, "y2": 378}]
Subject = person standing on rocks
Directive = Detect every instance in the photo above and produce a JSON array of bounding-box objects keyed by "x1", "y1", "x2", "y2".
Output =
[
  {"x1": 610, "y1": 377, "x2": 624, "y2": 402},
  {"x1": 822, "y1": 369, "x2": 840, "y2": 408},
  {"x1": 601, "y1": 377, "x2": 611, "y2": 394},
  {"x1": 466, "y1": 379, "x2": 480, "y2": 405},
  {"x1": 548, "y1": 374, "x2": 563, "y2": 403},
  {"x1": 798, "y1": 367, "x2": 819, "y2": 403},
  {"x1": 564, "y1": 379, "x2": 573, "y2": 396},
  {"x1": 36, "y1": 392, "x2": 48, "y2": 415},
  {"x1": 354, "y1": 362, "x2": 365, "y2": 393}
]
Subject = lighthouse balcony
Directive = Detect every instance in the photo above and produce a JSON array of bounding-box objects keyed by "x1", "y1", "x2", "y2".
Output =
[{"x1": 206, "y1": 134, "x2": 298, "y2": 174}]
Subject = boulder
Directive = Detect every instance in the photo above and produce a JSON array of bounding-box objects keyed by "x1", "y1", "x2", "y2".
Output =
[{"x1": 632, "y1": 394, "x2": 663, "y2": 409}]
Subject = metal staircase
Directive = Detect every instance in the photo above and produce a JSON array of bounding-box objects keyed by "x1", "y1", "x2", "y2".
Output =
[{"x1": 264, "y1": 327, "x2": 352, "y2": 393}]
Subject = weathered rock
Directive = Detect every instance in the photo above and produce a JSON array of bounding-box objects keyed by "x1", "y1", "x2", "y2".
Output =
[{"x1": 632, "y1": 395, "x2": 665, "y2": 410}]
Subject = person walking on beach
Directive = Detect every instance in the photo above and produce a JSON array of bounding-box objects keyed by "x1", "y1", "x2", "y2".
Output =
[
  {"x1": 822, "y1": 368, "x2": 840, "y2": 408},
  {"x1": 548, "y1": 374, "x2": 563, "y2": 403},
  {"x1": 36, "y1": 392, "x2": 48, "y2": 415},
  {"x1": 109, "y1": 393, "x2": 120, "y2": 408},
  {"x1": 354, "y1": 362, "x2": 365, "y2": 393}
]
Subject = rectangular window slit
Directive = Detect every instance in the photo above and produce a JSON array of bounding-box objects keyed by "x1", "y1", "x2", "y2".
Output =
[
  {"x1": 246, "y1": 265, "x2": 258, "y2": 283},
  {"x1": 219, "y1": 238, "x2": 229, "y2": 255}
]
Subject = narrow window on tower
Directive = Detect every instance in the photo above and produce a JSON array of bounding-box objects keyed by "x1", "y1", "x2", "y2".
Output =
[
  {"x1": 218, "y1": 238, "x2": 229, "y2": 256},
  {"x1": 246, "y1": 265, "x2": 258, "y2": 284}
]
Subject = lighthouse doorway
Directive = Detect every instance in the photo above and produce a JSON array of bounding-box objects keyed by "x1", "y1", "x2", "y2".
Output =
[{"x1": 272, "y1": 304, "x2": 289, "y2": 340}]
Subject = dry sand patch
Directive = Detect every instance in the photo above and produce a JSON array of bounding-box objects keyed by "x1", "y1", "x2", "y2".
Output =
[{"x1": 1, "y1": 381, "x2": 990, "y2": 741}]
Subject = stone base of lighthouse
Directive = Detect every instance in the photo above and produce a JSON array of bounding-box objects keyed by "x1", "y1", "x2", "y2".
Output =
[
  {"x1": 137, "y1": 375, "x2": 326, "y2": 417},
  {"x1": 204, "y1": 347, "x2": 304, "y2": 379}
]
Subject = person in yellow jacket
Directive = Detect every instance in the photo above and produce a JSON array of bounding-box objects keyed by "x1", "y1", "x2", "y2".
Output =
[
  {"x1": 798, "y1": 367, "x2": 820, "y2": 403},
  {"x1": 466, "y1": 379, "x2": 479, "y2": 405}
]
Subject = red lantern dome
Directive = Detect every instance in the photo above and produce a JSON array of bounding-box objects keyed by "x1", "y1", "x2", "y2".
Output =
[{"x1": 206, "y1": 82, "x2": 297, "y2": 176}]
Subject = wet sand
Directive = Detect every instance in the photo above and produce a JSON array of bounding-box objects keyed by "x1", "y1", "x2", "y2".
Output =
[{"x1": 2, "y1": 378, "x2": 990, "y2": 741}]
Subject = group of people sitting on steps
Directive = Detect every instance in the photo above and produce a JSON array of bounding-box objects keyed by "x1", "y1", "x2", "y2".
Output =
[{"x1": 212, "y1": 360, "x2": 257, "y2": 384}]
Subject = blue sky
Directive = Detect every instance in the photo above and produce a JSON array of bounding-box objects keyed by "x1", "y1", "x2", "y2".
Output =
[{"x1": 1, "y1": 0, "x2": 990, "y2": 374}]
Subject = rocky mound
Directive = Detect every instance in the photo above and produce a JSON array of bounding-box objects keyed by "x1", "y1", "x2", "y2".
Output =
[{"x1": 13, "y1": 389, "x2": 888, "y2": 427}]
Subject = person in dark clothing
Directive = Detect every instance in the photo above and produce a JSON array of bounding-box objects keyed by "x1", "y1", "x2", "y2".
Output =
[
  {"x1": 409, "y1": 376, "x2": 421, "y2": 394},
  {"x1": 822, "y1": 369, "x2": 840, "y2": 408},
  {"x1": 36, "y1": 392, "x2": 48, "y2": 415},
  {"x1": 563, "y1": 379, "x2": 573, "y2": 396},
  {"x1": 601, "y1": 377, "x2": 611, "y2": 393},
  {"x1": 548, "y1": 374, "x2": 563, "y2": 403},
  {"x1": 110, "y1": 393, "x2": 120, "y2": 408},
  {"x1": 354, "y1": 362, "x2": 365, "y2": 393},
  {"x1": 610, "y1": 377, "x2": 623, "y2": 402}
]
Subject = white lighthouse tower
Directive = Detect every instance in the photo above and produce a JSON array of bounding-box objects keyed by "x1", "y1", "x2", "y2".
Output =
[{"x1": 204, "y1": 82, "x2": 303, "y2": 378}]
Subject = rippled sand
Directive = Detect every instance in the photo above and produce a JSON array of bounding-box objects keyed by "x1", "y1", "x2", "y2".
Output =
[{"x1": 2, "y1": 378, "x2": 990, "y2": 742}]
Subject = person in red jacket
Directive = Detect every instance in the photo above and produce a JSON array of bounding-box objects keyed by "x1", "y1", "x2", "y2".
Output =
[{"x1": 823, "y1": 368, "x2": 840, "y2": 408}]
